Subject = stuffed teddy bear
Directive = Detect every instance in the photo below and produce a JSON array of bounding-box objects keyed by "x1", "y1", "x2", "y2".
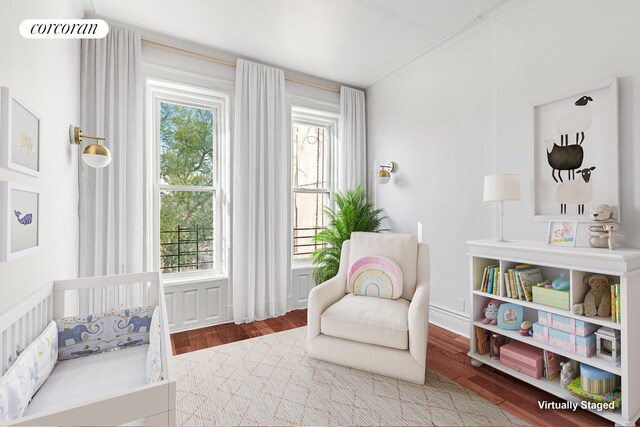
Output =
[
  {"x1": 589, "y1": 204, "x2": 616, "y2": 248},
  {"x1": 482, "y1": 299, "x2": 502, "y2": 325},
  {"x1": 581, "y1": 274, "x2": 611, "y2": 317}
]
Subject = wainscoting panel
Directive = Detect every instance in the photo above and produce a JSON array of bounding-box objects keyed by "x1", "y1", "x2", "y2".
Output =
[
  {"x1": 164, "y1": 277, "x2": 229, "y2": 332},
  {"x1": 291, "y1": 266, "x2": 315, "y2": 310}
]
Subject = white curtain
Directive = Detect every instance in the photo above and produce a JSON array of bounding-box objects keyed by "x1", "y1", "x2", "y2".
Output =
[
  {"x1": 338, "y1": 86, "x2": 367, "y2": 191},
  {"x1": 232, "y1": 59, "x2": 289, "y2": 323},
  {"x1": 79, "y1": 25, "x2": 143, "y2": 278}
]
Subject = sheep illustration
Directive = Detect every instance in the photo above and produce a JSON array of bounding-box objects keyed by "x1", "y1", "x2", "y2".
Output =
[
  {"x1": 546, "y1": 139, "x2": 584, "y2": 182},
  {"x1": 556, "y1": 96, "x2": 593, "y2": 146},
  {"x1": 556, "y1": 166, "x2": 595, "y2": 215}
]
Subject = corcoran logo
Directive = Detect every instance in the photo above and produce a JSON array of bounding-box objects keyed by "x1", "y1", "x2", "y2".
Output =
[{"x1": 19, "y1": 19, "x2": 109, "y2": 39}]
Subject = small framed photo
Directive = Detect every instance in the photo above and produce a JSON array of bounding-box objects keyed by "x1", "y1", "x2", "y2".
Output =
[
  {"x1": 547, "y1": 220, "x2": 578, "y2": 247},
  {"x1": 0, "y1": 181, "x2": 40, "y2": 261},
  {"x1": 0, "y1": 87, "x2": 41, "y2": 177}
]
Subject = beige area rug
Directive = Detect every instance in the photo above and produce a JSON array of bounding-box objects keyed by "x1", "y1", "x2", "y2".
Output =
[{"x1": 174, "y1": 327, "x2": 526, "y2": 426}]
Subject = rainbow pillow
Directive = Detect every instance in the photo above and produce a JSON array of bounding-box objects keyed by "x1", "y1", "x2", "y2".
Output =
[{"x1": 347, "y1": 256, "x2": 403, "y2": 299}]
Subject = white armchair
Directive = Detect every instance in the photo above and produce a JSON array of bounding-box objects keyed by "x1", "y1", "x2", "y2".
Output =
[{"x1": 307, "y1": 232, "x2": 430, "y2": 384}]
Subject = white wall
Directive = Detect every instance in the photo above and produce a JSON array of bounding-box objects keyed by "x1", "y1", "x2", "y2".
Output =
[
  {"x1": 0, "y1": 1, "x2": 81, "y2": 314},
  {"x1": 366, "y1": 0, "x2": 640, "y2": 334}
]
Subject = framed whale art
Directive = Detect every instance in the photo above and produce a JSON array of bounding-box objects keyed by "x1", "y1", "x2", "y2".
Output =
[
  {"x1": 531, "y1": 78, "x2": 619, "y2": 222},
  {"x1": 0, "y1": 181, "x2": 40, "y2": 261}
]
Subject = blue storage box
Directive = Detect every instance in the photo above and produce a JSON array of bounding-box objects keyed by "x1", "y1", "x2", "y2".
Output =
[
  {"x1": 538, "y1": 311, "x2": 598, "y2": 337},
  {"x1": 532, "y1": 322, "x2": 596, "y2": 357},
  {"x1": 580, "y1": 363, "x2": 617, "y2": 394}
]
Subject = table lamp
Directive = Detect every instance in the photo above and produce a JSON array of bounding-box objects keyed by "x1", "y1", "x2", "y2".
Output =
[{"x1": 483, "y1": 174, "x2": 520, "y2": 242}]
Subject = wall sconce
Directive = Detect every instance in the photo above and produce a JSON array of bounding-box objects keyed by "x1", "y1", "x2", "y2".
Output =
[
  {"x1": 376, "y1": 162, "x2": 397, "y2": 185},
  {"x1": 69, "y1": 125, "x2": 112, "y2": 168}
]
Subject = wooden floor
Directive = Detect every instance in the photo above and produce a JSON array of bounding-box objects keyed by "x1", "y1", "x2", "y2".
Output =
[{"x1": 171, "y1": 309, "x2": 627, "y2": 426}]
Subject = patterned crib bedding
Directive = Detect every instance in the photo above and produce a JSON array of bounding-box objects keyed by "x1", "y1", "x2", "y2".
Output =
[{"x1": 24, "y1": 344, "x2": 148, "y2": 417}]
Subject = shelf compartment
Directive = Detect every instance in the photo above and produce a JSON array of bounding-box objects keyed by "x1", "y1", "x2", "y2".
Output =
[
  {"x1": 472, "y1": 290, "x2": 620, "y2": 330},
  {"x1": 468, "y1": 351, "x2": 624, "y2": 425},
  {"x1": 473, "y1": 321, "x2": 621, "y2": 376}
]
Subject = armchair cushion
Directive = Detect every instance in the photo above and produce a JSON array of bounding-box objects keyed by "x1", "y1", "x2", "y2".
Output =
[
  {"x1": 320, "y1": 294, "x2": 409, "y2": 350},
  {"x1": 347, "y1": 256, "x2": 403, "y2": 299},
  {"x1": 349, "y1": 232, "x2": 418, "y2": 300}
]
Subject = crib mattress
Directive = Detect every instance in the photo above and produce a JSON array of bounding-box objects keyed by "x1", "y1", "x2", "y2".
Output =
[{"x1": 25, "y1": 344, "x2": 149, "y2": 417}]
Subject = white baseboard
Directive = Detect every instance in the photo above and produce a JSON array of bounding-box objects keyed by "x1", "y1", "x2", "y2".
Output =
[{"x1": 429, "y1": 304, "x2": 470, "y2": 338}]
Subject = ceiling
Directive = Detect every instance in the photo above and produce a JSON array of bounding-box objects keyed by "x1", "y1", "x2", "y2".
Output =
[{"x1": 86, "y1": 0, "x2": 507, "y2": 87}]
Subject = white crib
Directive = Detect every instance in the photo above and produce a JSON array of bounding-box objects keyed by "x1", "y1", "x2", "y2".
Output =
[{"x1": 0, "y1": 272, "x2": 176, "y2": 426}]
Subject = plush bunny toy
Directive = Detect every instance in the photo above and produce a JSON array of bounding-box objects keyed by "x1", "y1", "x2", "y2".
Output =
[{"x1": 482, "y1": 299, "x2": 502, "y2": 325}]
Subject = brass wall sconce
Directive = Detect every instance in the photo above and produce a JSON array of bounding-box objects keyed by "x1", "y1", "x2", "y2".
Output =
[
  {"x1": 69, "y1": 125, "x2": 112, "y2": 168},
  {"x1": 376, "y1": 161, "x2": 397, "y2": 185}
]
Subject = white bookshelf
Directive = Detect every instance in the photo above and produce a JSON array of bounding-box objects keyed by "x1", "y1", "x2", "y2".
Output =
[{"x1": 467, "y1": 240, "x2": 640, "y2": 426}]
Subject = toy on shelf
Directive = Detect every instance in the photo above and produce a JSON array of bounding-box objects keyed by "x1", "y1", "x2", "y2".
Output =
[
  {"x1": 571, "y1": 303, "x2": 584, "y2": 316},
  {"x1": 600, "y1": 223, "x2": 624, "y2": 250},
  {"x1": 595, "y1": 327, "x2": 621, "y2": 365},
  {"x1": 482, "y1": 299, "x2": 503, "y2": 325},
  {"x1": 588, "y1": 204, "x2": 617, "y2": 248},
  {"x1": 560, "y1": 361, "x2": 578, "y2": 389},
  {"x1": 551, "y1": 273, "x2": 570, "y2": 290},
  {"x1": 520, "y1": 320, "x2": 533, "y2": 336},
  {"x1": 581, "y1": 274, "x2": 612, "y2": 317}
]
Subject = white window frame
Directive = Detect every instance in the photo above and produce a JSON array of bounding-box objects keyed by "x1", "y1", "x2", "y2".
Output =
[
  {"x1": 291, "y1": 106, "x2": 339, "y2": 265},
  {"x1": 146, "y1": 79, "x2": 230, "y2": 281}
]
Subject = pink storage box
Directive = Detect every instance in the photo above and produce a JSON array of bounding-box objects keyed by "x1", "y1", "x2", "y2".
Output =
[
  {"x1": 537, "y1": 311, "x2": 598, "y2": 337},
  {"x1": 500, "y1": 341, "x2": 544, "y2": 379},
  {"x1": 533, "y1": 322, "x2": 596, "y2": 357}
]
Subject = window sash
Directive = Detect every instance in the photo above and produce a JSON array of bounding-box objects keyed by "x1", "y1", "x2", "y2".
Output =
[{"x1": 148, "y1": 80, "x2": 228, "y2": 278}]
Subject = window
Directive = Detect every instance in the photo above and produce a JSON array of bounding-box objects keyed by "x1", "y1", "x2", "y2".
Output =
[
  {"x1": 291, "y1": 108, "x2": 337, "y2": 260},
  {"x1": 148, "y1": 81, "x2": 228, "y2": 276}
]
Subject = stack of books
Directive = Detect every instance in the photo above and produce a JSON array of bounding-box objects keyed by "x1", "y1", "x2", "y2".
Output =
[
  {"x1": 480, "y1": 265, "x2": 501, "y2": 296},
  {"x1": 503, "y1": 265, "x2": 543, "y2": 302},
  {"x1": 611, "y1": 284, "x2": 621, "y2": 323},
  {"x1": 541, "y1": 350, "x2": 567, "y2": 380}
]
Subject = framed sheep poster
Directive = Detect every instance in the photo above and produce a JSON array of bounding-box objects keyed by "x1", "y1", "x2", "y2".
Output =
[
  {"x1": 0, "y1": 181, "x2": 40, "y2": 261},
  {"x1": 0, "y1": 86, "x2": 41, "y2": 177},
  {"x1": 531, "y1": 77, "x2": 619, "y2": 222}
]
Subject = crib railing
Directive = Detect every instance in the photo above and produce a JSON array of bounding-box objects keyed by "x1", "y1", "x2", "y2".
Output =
[
  {"x1": 0, "y1": 284, "x2": 53, "y2": 376},
  {"x1": 53, "y1": 272, "x2": 160, "y2": 318}
]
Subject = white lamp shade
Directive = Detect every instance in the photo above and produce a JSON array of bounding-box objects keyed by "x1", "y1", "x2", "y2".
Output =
[{"x1": 483, "y1": 174, "x2": 520, "y2": 202}]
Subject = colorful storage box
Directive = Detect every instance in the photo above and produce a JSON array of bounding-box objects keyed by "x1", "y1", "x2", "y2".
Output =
[
  {"x1": 532, "y1": 286, "x2": 570, "y2": 310},
  {"x1": 537, "y1": 311, "x2": 598, "y2": 337},
  {"x1": 567, "y1": 377, "x2": 621, "y2": 410},
  {"x1": 532, "y1": 322, "x2": 596, "y2": 357},
  {"x1": 500, "y1": 341, "x2": 544, "y2": 379},
  {"x1": 580, "y1": 363, "x2": 617, "y2": 394}
]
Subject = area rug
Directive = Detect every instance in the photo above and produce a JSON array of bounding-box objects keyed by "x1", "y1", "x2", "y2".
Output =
[{"x1": 174, "y1": 327, "x2": 525, "y2": 426}]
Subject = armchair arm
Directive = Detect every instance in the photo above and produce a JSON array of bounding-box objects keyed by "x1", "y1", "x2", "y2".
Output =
[
  {"x1": 408, "y1": 243, "x2": 430, "y2": 366},
  {"x1": 307, "y1": 275, "x2": 346, "y2": 340},
  {"x1": 307, "y1": 241, "x2": 350, "y2": 340}
]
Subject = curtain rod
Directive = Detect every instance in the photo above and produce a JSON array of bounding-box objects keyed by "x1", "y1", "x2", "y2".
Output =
[{"x1": 141, "y1": 39, "x2": 341, "y2": 93}]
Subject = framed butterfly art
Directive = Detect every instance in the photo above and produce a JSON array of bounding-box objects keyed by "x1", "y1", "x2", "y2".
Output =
[{"x1": 0, "y1": 181, "x2": 40, "y2": 261}]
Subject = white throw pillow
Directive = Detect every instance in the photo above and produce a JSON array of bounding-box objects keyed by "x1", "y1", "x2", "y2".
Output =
[{"x1": 146, "y1": 306, "x2": 164, "y2": 383}]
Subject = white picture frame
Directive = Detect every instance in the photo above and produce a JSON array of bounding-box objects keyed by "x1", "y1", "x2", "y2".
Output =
[
  {"x1": 0, "y1": 181, "x2": 40, "y2": 261},
  {"x1": 531, "y1": 77, "x2": 619, "y2": 222},
  {"x1": 0, "y1": 86, "x2": 41, "y2": 177},
  {"x1": 547, "y1": 220, "x2": 578, "y2": 247}
]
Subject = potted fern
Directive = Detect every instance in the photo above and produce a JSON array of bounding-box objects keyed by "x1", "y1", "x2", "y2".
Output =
[{"x1": 312, "y1": 185, "x2": 386, "y2": 284}]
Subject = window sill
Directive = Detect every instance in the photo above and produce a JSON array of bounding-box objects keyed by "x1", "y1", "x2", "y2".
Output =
[
  {"x1": 162, "y1": 270, "x2": 228, "y2": 287},
  {"x1": 292, "y1": 261, "x2": 316, "y2": 270}
]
